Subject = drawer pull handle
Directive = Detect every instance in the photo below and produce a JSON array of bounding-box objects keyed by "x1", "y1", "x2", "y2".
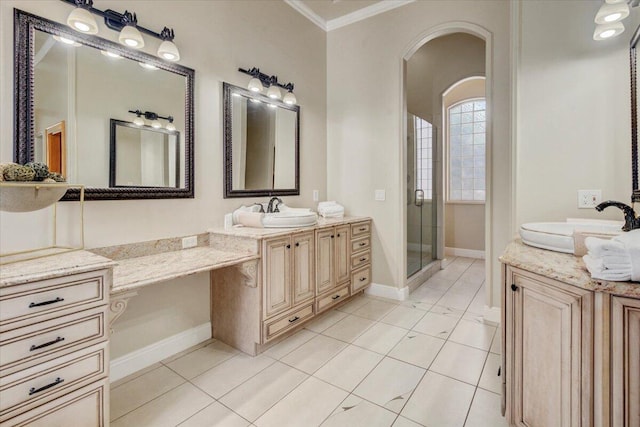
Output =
[
  {"x1": 359, "y1": 227, "x2": 366, "y2": 231},
  {"x1": 29, "y1": 377, "x2": 64, "y2": 396},
  {"x1": 332, "y1": 295, "x2": 341, "y2": 300},
  {"x1": 359, "y1": 242, "x2": 366, "y2": 247},
  {"x1": 288, "y1": 316, "x2": 300, "y2": 323},
  {"x1": 360, "y1": 257, "x2": 367, "y2": 262},
  {"x1": 30, "y1": 336, "x2": 65, "y2": 352},
  {"x1": 360, "y1": 277, "x2": 367, "y2": 282},
  {"x1": 29, "y1": 297, "x2": 65, "y2": 308}
]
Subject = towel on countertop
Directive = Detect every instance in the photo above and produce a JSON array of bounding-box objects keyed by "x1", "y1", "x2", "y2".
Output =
[
  {"x1": 583, "y1": 255, "x2": 631, "y2": 281},
  {"x1": 583, "y1": 229, "x2": 640, "y2": 282},
  {"x1": 613, "y1": 229, "x2": 640, "y2": 281},
  {"x1": 317, "y1": 200, "x2": 345, "y2": 218},
  {"x1": 584, "y1": 236, "x2": 627, "y2": 257}
]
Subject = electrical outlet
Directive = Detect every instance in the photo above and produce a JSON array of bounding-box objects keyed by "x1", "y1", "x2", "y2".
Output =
[
  {"x1": 577, "y1": 190, "x2": 602, "y2": 209},
  {"x1": 182, "y1": 235, "x2": 198, "y2": 249},
  {"x1": 375, "y1": 189, "x2": 386, "y2": 201},
  {"x1": 313, "y1": 190, "x2": 319, "y2": 202}
]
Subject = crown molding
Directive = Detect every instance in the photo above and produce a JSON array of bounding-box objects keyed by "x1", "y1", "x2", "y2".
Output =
[{"x1": 284, "y1": 0, "x2": 415, "y2": 32}]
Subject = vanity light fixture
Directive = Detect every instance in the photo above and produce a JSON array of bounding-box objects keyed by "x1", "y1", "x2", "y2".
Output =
[
  {"x1": 593, "y1": 0, "x2": 634, "y2": 40},
  {"x1": 129, "y1": 110, "x2": 176, "y2": 131},
  {"x1": 53, "y1": 35, "x2": 82, "y2": 46},
  {"x1": 594, "y1": 21, "x2": 625, "y2": 40},
  {"x1": 239, "y1": 67, "x2": 297, "y2": 105},
  {"x1": 60, "y1": 0, "x2": 180, "y2": 61},
  {"x1": 139, "y1": 62, "x2": 158, "y2": 70}
]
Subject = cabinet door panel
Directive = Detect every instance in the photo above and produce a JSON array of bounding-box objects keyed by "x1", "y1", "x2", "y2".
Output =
[
  {"x1": 316, "y1": 229, "x2": 335, "y2": 294},
  {"x1": 335, "y1": 225, "x2": 350, "y2": 284},
  {"x1": 292, "y1": 233, "x2": 314, "y2": 305},
  {"x1": 263, "y1": 237, "x2": 292, "y2": 318}
]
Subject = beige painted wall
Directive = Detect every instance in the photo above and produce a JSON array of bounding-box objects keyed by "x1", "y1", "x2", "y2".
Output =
[
  {"x1": 327, "y1": 1, "x2": 512, "y2": 308},
  {"x1": 0, "y1": 0, "x2": 326, "y2": 358}
]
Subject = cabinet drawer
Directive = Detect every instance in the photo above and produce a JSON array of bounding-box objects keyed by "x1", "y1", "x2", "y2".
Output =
[
  {"x1": 263, "y1": 303, "x2": 314, "y2": 342},
  {"x1": 316, "y1": 285, "x2": 350, "y2": 313},
  {"x1": 351, "y1": 266, "x2": 371, "y2": 293},
  {"x1": 351, "y1": 222, "x2": 371, "y2": 238},
  {"x1": 351, "y1": 236, "x2": 371, "y2": 253},
  {"x1": 2, "y1": 378, "x2": 108, "y2": 427},
  {"x1": 0, "y1": 271, "x2": 107, "y2": 329},
  {"x1": 0, "y1": 307, "x2": 107, "y2": 371},
  {"x1": 351, "y1": 251, "x2": 371, "y2": 269},
  {"x1": 0, "y1": 343, "x2": 107, "y2": 418}
]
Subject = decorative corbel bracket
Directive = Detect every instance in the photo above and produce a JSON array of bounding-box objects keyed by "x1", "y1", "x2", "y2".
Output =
[
  {"x1": 109, "y1": 290, "x2": 138, "y2": 333},
  {"x1": 237, "y1": 260, "x2": 258, "y2": 288}
]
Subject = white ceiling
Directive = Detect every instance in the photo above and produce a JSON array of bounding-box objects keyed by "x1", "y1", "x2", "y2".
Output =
[{"x1": 285, "y1": 0, "x2": 415, "y2": 31}]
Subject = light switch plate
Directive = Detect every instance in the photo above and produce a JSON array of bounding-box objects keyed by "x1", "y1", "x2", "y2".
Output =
[
  {"x1": 182, "y1": 235, "x2": 198, "y2": 249},
  {"x1": 577, "y1": 190, "x2": 602, "y2": 209},
  {"x1": 375, "y1": 189, "x2": 386, "y2": 201},
  {"x1": 313, "y1": 190, "x2": 319, "y2": 202}
]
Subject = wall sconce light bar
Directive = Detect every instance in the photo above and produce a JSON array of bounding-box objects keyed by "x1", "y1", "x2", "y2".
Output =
[
  {"x1": 238, "y1": 67, "x2": 295, "y2": 94},
  {"x1": 129, "y1": 109, "x2": 175, "y2": 131}
]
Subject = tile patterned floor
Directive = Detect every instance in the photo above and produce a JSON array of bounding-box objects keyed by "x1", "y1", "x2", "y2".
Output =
[{"x1": 110, "y1": 257, "x2": 507, "y2": 427}]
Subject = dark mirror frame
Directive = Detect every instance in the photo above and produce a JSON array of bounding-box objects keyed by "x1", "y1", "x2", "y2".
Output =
[
  {"x1": 223, "y1": 82, "x2": 300, "y2": 198},
  {"x1": 14, "y1": 9, "x2": 195, "y2": 200},
  {"x1": 631, "y1": 23, "x2": 639, "y2": 203},
  {"x1": 109, "y1": 119, "x2": 181, "y2": 189}
]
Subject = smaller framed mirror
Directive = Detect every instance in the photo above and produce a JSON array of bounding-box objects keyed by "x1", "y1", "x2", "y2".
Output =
[
  {"x1": 223, "y1": 82, "x2": 300, "y2": 198},
  {"x1": 109, "y1": 119, "x2": 180, "y2": 188}
]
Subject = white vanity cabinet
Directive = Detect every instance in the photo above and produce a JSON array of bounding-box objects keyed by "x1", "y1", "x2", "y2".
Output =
[
  {"x1": 315, "y1": 224, "x2": 351, "y2": 312},
  {"x1": 350, "y1": 221, "x2": 372, "y2": 294},
  {"x1": 0, "y1": 261, "x2": 112, "y2": 427}
]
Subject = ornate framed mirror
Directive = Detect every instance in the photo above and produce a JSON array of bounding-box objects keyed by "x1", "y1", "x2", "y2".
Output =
[
  {"x1": 223, "y1": 82, "x2": 300, "y2": 198},
  {"x1": 14, "y1": 9, "x2": 195, "y2": 200},
  {"x1": 631, "y1": 23, "x2": 639, "y2": 202}
]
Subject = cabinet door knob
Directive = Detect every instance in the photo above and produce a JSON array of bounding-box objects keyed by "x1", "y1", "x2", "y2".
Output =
[
  {"x1": 286, "y1": 244, "x2": 291, "y2": 249},
  {"x1": 295, "y1": 242, "x2": 300, "y2": 247},
  {"x1": 331, "y1": 235, "x2": 334, "y2": 239},
  {"x1": 337, "y1": 233, "x2": 341, "y2": 237},
  {"x1": 511, "y1": 283, "x2": 518, "y2": 292}
]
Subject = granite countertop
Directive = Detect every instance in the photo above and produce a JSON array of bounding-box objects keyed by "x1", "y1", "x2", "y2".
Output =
[
  {"x1": 500, "y1": 240, "x2": 640, "y2": 298},
  {"x1": 209, "y1": 215, "x2": 371, "y2": 239},
  {"x1": 110, "y1": 246, "x2": 259, "y2": 295},
  {"x1": 0, "y1": 250, "x2": 114, "y2": 288}
]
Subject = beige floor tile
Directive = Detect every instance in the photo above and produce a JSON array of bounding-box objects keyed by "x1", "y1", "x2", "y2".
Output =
[
  {"x1": 352, "y1": 299, "x2": 398, "y2": 321},
  {"x1": 393, "y1": 416, "x2": 424, "y2": 427},
  {"x1": 423, "y1": 276, "x2": 456, "y2": 292},
  {"x1": 220, "y1": 362, "x2": 308, "y2": 422},
  {"x1": 110, "y1": 365, "x2": 185, "y2": 421},
  {"x1": 321, "y1": 394, "x2": 397, "y2": 427},
  {"x1": 322, "y1": 314, "x2": 375, "y2": 343},
  {"x1": 110, "y1": 362, "x2": 163, "y2": 389},
  {"x1": 192, "y1": 354, "x2": 275, "y2": 399},
  {"x1": 464, "y1": 389, "x2": 508, "y2": 427},
  {"x1": 452, "y1": 257, "x2": 475, "y2": 268},
  {"x1": 179, "y1": 402, "x2": 251, "y2": 427},
  {"x1": 466, "y1": 292, "x2": 486, "y2": 315},
  {"x1": 254, "y1": 377, "x2": 348, "y2": 427},
  {"x1": 353, "y1": 358, "x2": 425, "y2": 413},
  {"x1": 388, "y1": 331, "x2": 445, "y2": 369},
  {"x1": 263, "y1": 329, "x2": 317, "y2": 359},
  {"x1": 449, "y1": 319, "x2": 496, "y2": 351},
  {"x1": 165, "y1": 340, "x2": 238, "y2": 379},
  {"x1": 305, "y1": 309, "x2": 349, "y2": 333},
  {"x1": 314, "y1": 345, "x2": 383, "y2": 391},
  {"x1": 429, "y1": 305, "x2": 465, "y2": 319},
  {"x1": 398, "y1": 300, "x2": 432, "y2": 311},
  {"x1": 430, "y1": 341, "x2": 488, "y2": 386},
  {"x1": 490, "y1": 330, "x2": 501, "y2": 354},
  {"x1": 478, "y1": 353, "x2": 501, "y2": 394},
  {"x1": 402, "y1": 371, "x2": 475, "y2": 427},
  {"x1": 435, "y1": 292, "x2": 475, "y2": 311},
  {"x1": 335, "y1": 294, "x2": 370, "y2": 313},
  {"x1": 380, "y1": 305, "x2": 427, "y2": 329},
  {"x1": 411, "y1": 312, "x2": 460, "y2": 339},
  {"x1": 409, "y1": 286, "x2": 446, "y2": 305},
  {"x1": 281, "y1": 334, "x2": 348, "y2": 374},
  {"x1": 462, "y1": 311, "x2": 485, "y2": 323},
  {"x1": 111, "y1": 382, "x2": 213, "y2": 427},
  {"x1": 352, "y1": 322, "x2": 407, "y2": 354}
]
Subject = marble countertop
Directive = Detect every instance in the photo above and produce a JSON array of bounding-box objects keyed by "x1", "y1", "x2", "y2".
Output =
[
  {"x1": 110, "y1": 246, "x2": 259, "y2": 295},
  {"x1": 0, "y1": 250, "x2": 114, "y2": 288},
  {"x1": 209, "y1": 216, "x2": 371, "y2": 239},
  {"x1": 500, "y1": 240, "x2": 640, "y2": 298}
]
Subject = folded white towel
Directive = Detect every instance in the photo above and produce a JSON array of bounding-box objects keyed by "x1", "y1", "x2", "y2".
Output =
[
  {"x1": 585, "y1": 236, "x2": 627, "y2": 258},
  {"x1": 583, "y1": 255, "x2": 632, "y2": 281},
  {"x1": 320, "y1": 211, "x2": 344, "y2": 219},
  {"x1": 318, "y1": 206, "x2": 344, "y2": 214},
  {"x1": 600, "y1": 254, "x2": 632, "y2": 266},
  {"x1": 612, "y1": 229, "x2": 640, "y2": 281}
]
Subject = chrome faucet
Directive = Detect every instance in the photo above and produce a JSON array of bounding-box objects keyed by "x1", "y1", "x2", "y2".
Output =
[
  {"x1": 595, "y1": 200, "x2": 640, "y2": 232},
  {"x1": 267, "y1": 197, "x2": 283, "y2": 213}
]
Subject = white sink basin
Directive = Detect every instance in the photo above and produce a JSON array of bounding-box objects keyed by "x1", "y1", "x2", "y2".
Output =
[
  {"x1": 520, "y1": 220, "x2": 623, "y2": 254},
  {"x1": 232, "y1": 206, "x2": 318, "y2": 228}
]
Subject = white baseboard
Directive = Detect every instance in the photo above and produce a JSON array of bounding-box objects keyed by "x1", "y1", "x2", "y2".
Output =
[
  {"x1": 110, "y1": 322, "x2": 212, "y2": 383},
  {"x1": 483, "y1": 305, "x2": 500, "y2": 325},
  {"x1": 365, "y1": 282, "x2": 409, "y2": 301},
  {"x1": 445, "y1": 247, "x2": 485, "y2": 259}
]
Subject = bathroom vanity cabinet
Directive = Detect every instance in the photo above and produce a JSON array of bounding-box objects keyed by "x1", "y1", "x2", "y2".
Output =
[
  {"x1": 0, "y1": 253, "x2": 113, "y2": 427},
  {"x1": 501, "y1": 241, "x2": 640, "y2": 427}
]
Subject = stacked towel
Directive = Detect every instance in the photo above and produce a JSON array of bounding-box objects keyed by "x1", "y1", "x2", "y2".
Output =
[
  {"x1": 317, "y1": 201, "x2": 345, "y2": 218},
  {"x1": 583, "y1": 229, "x2": 640, "y2": 282}
]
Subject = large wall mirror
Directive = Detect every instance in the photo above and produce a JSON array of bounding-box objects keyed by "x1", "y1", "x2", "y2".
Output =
[
  {"x1": 14, "y1": 9, "x2": 195, "y2": 200},
  {"x1": 631, "y1": 24, "x2": 639, "y2": 203},
  {"x1": 223, "y1": 82, "x2": 299, "y2": 198}
]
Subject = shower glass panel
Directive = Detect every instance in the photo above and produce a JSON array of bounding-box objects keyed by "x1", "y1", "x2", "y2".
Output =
[{"x1": 407, "y1": 113, "x2": 436, "y2": 277}]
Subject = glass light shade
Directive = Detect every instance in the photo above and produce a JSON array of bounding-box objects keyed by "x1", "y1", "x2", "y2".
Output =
[
  {"x1": 101, "y1": 50, "x2": 122, "y2": 59},
  {"x1": 248, "y1": 78, "x2": 263, "y2": 92},
  {"x1": 119, "y1": 25, "x2": 144, "y2": 49},
  {"x1": 593, "y1": 21, "x2": 625, "y2": 40},
  {"x1": 594, "y1": 2, "x2": 629, "y2": 24},
  {"x1": 267, "y1": 85, "x2": 282, "y2": 100},
  {"x1": 133, "y1": 117, "x2": 145, "y2": 126},
  {"x1": 151, "y1": 120, "x2": 162, "y2": 129},
  {"x1": 605, "y1": 0, "x2": 626, "y2": 4},
  {"x1": 166, "y1": 122, "x2": 176, "y2": 131},
  {"x1": 53, "y1": 35, "x2": 81, "y2": 47},
  {"x1": 283, "y1": 91, "x2": 297, "y2": 105},
  {"x1": 66, "y1": 7, "x2": 98, "y2": 34},
  {"x1": 158, "y1": 40, "x2": 180, "y2": 62}
]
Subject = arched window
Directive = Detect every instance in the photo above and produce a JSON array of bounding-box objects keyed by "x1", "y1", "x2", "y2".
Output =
[{"x1": 447, "y1": 98, "x2": 485, "y2": 202}]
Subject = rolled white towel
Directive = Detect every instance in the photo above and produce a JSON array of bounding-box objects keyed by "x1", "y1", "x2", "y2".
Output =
[
  {"x1": 585, "y1": 236, "x2": 627, "y2": 258},
  {"x1": 583, "y1": 255, "x2": 632, "y2": 281}
]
